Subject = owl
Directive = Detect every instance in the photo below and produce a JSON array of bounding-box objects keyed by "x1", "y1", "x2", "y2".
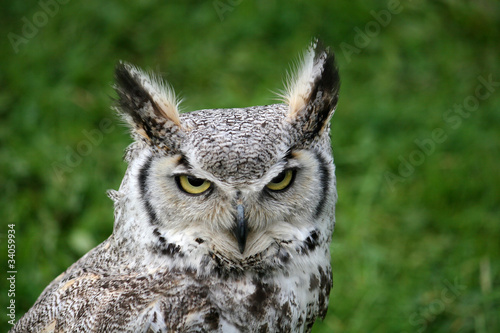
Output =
[{"x1": 11, "y1": 40, "x2": 340, "y2": 333}]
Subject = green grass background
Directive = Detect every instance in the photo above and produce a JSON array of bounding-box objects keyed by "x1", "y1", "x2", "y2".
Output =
[{"x1": 1, "y1": 1, "x2": 499, "y2": 332}]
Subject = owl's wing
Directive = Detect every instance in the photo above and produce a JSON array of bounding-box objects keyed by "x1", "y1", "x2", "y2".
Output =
[
  {"x1": 10, "y1": 268, "x2": 200, "y2": 332},
  {"x1": 10, "y1": 237, "x2": 211, "y2": 333}
]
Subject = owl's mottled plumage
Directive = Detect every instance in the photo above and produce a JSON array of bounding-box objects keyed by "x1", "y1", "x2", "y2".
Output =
[{"x1": 12, "y1": 40, "x2": 340, "y2": 332}]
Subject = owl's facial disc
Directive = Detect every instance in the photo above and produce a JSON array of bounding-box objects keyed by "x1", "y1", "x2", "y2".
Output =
[{"x1": 144, "y1": 146, "x2": 331, "y2": 262}]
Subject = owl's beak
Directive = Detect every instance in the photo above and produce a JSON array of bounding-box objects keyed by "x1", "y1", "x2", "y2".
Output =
[{"x1": 234, "y1": 203, "x2": 248, "y2": 254}]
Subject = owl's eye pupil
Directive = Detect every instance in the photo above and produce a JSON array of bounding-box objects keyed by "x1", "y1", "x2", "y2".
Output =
[
  {"x1": 176, "y1": 175, "x2": 212, "y2": 195},
  {"x1": 186, "y1": 176, "x2": 205, "y2": 187}
]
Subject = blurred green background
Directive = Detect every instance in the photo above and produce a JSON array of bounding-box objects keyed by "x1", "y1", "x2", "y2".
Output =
[{"x1": 1, "y1": 0, "x2": 499, "y2": 332}]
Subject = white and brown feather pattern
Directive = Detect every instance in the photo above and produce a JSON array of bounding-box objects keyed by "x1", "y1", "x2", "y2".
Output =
[
  {"x1": 13, "y1": 246, "x2": 331, "y2": 332},
  {"x1": 12, "y1": 40, "x2": 339, "y2": 333}
]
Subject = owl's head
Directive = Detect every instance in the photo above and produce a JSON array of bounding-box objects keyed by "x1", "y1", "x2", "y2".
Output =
[{"x1": 112, "y1": 41, "x2": 339, "y2": 270}]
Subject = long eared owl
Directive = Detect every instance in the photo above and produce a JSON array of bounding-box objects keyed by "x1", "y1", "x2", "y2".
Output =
[{"x1": 12, "y1": 40, "x2": 340, "y2": 332}]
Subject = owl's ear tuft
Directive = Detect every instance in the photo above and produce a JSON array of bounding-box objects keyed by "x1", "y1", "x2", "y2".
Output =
[
  {"x1": 114, "y1": 62, "x2": 183, "y2": 146},
  {"x1": 280, "y1": 40, "x2": 340, "y2": 140}
]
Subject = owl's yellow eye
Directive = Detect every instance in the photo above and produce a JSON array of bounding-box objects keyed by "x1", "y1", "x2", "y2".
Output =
[
  {"x1": 266, "y1": 169, "x2": 295, "y2": 191},
  {"x1": 176, "y1": 175, "x2": 212, "y2": 195}
]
